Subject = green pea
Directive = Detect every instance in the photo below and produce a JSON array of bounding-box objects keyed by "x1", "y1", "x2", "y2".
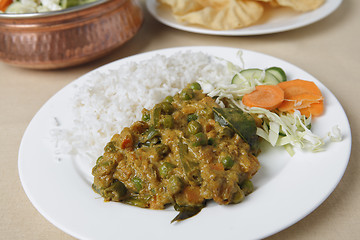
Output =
[
  {"x1": 180, "y1": 88, "x2": 194, "y2": 100},
  {"x1": 231, "y1": 188, "x2": 245, "y2": 204},
  {"x1": 132, "y1": 177, "x2": 143, "y2": 192},
  {"x1": 164, "y1": 95, "x2": 174, "y2": 103},
  {"x1": 192, "y1": 132, "x2": 207, "y2": 147},
  {"x1": 159, "y1": 162, "x2": 175, "y2": 179},
  {"x1": 187, "y1": 120, "x2": 202, "y2": 135},
  {"x1": 187, "y1": 114, "x2": 198, "y2": 122},
  {"x1": 240, "y1": 180, "x2": 254, "y2": 196},
  {"x1": 190, "y1": 82, "x2": 202, "y2": 90},
  {"x1": 221, "y1": 156, "x2": 234, "y2": 170},
  {"x1": 157, "y1": 102, "x2": 174, "y2": 114}
]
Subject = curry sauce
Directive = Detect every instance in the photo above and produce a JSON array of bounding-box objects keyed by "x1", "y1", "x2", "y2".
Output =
[{"x1": 92, "y1": 83, "x2": 260, "y2": 220}]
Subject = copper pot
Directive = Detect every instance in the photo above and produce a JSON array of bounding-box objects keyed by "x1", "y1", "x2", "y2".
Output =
[{"x1": 0, "y1": 0, "x2": 143, "y2": 69}]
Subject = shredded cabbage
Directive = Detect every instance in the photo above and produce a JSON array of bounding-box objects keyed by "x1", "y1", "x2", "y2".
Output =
[{"x1": 246, "y1": 108, "x2": 325, "y2": 155}]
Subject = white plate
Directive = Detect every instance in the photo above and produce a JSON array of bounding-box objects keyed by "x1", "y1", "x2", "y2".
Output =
[
  {"x1": 146, "y1": 0, "x2": 343, "y2": 35},
  {"x1": 18, "y1": 46, "x2": 351, "y2": 240}
]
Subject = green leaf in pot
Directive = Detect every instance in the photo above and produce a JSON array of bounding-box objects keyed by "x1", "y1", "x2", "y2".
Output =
[
  {"x1": 213, "y1": 107, "x2": 259, "y2": 151},
  {"x1": 61, "y1": 0, "x2": 96, "y2": 9}
]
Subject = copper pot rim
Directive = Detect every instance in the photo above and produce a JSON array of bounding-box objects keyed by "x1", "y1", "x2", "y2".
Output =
[{"x1": 0, "y1": 0, "x2": 119, "y2": 19}]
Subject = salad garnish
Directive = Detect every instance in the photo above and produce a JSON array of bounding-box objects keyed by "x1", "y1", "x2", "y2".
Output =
[
  {"x1": 198, "y1": 54, "x2": 342, "y2": 155},
  {"x1": 0, "y1": 0, "x2": 96, "y2": 13}
]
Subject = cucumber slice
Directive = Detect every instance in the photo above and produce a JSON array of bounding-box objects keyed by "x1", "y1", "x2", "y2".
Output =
[
  {"x1": 265, "y1": 67, "x2": 287, "y2": 82},
  {"x1": 232, "y1": 68, "x2": 279, "y2": 85}
]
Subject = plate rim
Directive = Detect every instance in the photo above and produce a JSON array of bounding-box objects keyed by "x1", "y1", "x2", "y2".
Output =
[{"x1": 146, "y1": 0, "x2": 343, "y2": 36}]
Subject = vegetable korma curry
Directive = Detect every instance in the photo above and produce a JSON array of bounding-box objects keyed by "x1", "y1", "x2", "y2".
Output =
[{"x1": 92, "y1": 83, "x2": 260, "y2": 222}]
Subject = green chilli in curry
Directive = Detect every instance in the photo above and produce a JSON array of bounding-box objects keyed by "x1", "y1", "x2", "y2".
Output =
[{"x1": 92, "y1": 82, "x2": 261, "y2": 222}]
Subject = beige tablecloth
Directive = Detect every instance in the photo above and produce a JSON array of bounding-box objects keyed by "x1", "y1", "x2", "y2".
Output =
[{"x1": 1, "y1": 1, "x2": 359, "y2": 239}]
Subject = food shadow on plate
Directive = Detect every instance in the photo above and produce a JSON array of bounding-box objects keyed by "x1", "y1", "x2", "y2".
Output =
[{"x1": 251, "y1": 141, "x2": 290, "y2": 188}]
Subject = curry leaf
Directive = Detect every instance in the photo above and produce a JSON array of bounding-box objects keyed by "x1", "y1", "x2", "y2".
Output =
[{"x1": 213, "y1": 107, "x2": 259, "y2": 151}]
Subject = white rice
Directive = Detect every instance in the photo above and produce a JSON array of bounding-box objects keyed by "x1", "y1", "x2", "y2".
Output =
[{"x1": 51, "y1": 51, "x2": 237, "y2": 165}]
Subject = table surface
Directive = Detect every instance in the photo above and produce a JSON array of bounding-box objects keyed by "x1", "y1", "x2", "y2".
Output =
[{"x1": 1, "y1": 1, "x2": 359, "y2": 239}]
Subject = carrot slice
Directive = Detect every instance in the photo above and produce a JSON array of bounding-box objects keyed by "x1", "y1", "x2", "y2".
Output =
[
  {"x1": 242, "y1": 85, "x2": 284, "y2": 110},
  {"x1": 210, "y1": 162, "x2": 224, "y2": 171},
  {"x1": 0, "y1": 0, "x2": 12, "y2": 12},
  {"x1": 277, "y1": 93, "x2": 323, "y2": 112},
  {"x1": 299, "y1": 101, "x2": 324, "y2": 117},
  {"x1": 277, "y1": 79, "x2": 322, "y2": 98},
  {"x1": 277, "y1": 79, "x2": 324, "y2": 117},
  {"x1": 183, "y1": 186, "x2": 204, "y2": 205}
]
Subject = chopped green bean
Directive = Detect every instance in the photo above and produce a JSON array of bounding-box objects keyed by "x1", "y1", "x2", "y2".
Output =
[
  {"x1": 96, "y1": 156, "x2": 103, "y2": 164},
  {"x1": 102, "y1": 180, "x2": 127, "y2": 201},
  {"x1": 145, "y1": 126, "x2": 161, "y2": 141},
  {"x1": 187, "y1": 120, "x2": 202, "y2": 135},
  {"x1": 156, "y1": 144, "x2": 170, "y2": 158},
  {"x1": 192, "y1": 132, "x2": 207, "y2": 147},
  {"x1": 142, "y1": 112, "x2": 151, "y2": 122},
  {"x1": 132, "y1": 177, "x2": 143, "y2": 192},
  {"x1": 104, "y1": 141, "x2": 116, "y2": 153},
  {"x1": 161, "y1": 115, "x2": 174, "y2": 129},
  {"x1": 159, "y1": 162, "x2": 175, "y2": 178},
  {"x1": 167, "y1": 175, "x2": 183, "y2": 194}
]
